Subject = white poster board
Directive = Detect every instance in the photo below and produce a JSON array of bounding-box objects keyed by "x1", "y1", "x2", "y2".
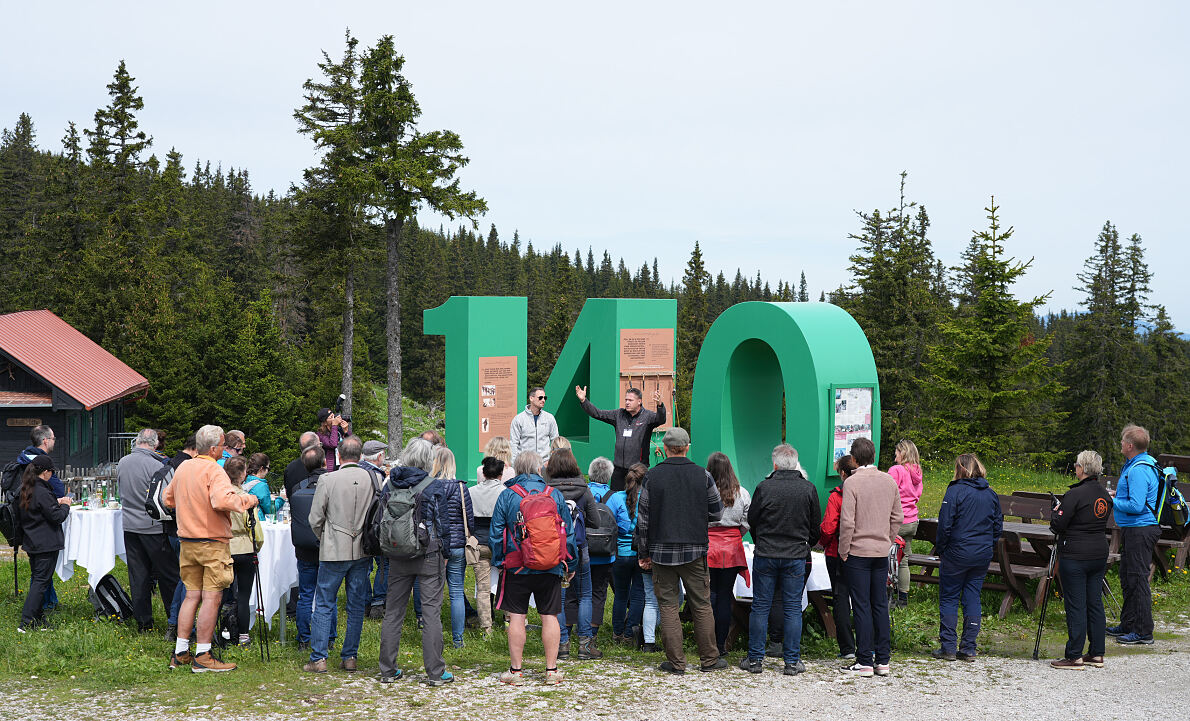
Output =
[{"x1": 832, "y1": 387, "x2": 873, "y2": 462}]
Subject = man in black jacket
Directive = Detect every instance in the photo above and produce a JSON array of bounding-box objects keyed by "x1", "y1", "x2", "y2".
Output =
[
  {"x1": 741, "y1": 443, "x2": 821, "y2": 675},
  {"x1": 633, "y1": 427, "x2": 725, "y2": 674},
  {"x1": 575, "y1": 385, "x2": 666, "y2": 491}
]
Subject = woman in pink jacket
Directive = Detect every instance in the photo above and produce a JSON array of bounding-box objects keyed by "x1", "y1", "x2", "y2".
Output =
[{"x1": 888, "y1": 440, "x2": 923, "y2": 607}]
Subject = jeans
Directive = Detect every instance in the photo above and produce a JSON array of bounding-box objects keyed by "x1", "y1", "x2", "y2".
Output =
[
  {"x1": 1120, "y1": 525, "x2": 1160, "y2": 637},
  {"x1": 610, "y1": 556, "x2": 644, "y2": 636},
  {"x1": 42, "y1": 580, "x2": 58, "y2": 611},
  {"x1": 748, "y1": 557, "x2": 806, "y2": 664},
  {"x1": 167, "y1": 534, "x2": 186, "y2": 626},
  {"x1": 124, "y1": 531, "x2": 180, "y2": 628},
  {"x1": 709, "y1": 566, "x2": 741, "y2": 653},
  {"x1": 844, "y1": 555, "x2": 892, "y2": 666},
  {"x1": 1060, "y1": 556, "x2": 1107, "y2": 659},
  {"x1": 825, "y1": 555, "x2": 855, "y2": 656},
  {"x1": 653, "y1": 557, "x2": 718, "y2": 671},
  {"x1": 938, "y1": 559, "x2": 988, "y2": 656},
  {"x1": 21, "y1": 551, "x2": 56, "y2": 627},
  {"x1": 380, "y1": 553, "x2": 446, "y2": 678},
  {"x1": 309, "y1": 558, "x2": 371, "y2": 662},
  {"x1": 370, "y1": 556, "x2": 389, "y2": 607},
  {"x1": 297, "y1": 559, "x2": 336, "y2": 645},
  {"x1": 446, "y1": 547, "x2": 467, "y2": 645},
  {"x1": 641, "y1": 572, "x2": 660, "y2": 643},
  {"x1": 559, "y1": 549, "x2": 593, "y2": 644}
]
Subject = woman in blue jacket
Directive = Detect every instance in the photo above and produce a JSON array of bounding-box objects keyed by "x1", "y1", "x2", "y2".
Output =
[
  {"x1": 932, "y1": 454, "x2": 1002, "y2": 662},
  {"x1": 245, "y1": 453, "x2": 284, "y2": 520},
  {"x1": 603, "y1": 459, "x2": 645, "y2": 645}
]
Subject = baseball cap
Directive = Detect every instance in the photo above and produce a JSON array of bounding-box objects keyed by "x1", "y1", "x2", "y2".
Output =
[{"x1": 30, "y1": 454, "x2": 55, "y2": 472}]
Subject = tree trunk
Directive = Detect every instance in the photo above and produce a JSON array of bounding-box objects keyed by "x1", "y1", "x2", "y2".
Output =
[
  {"x1": 386, "y1": 215, "x2": 404, "y2": 456},
  {"x1": 341, "y1": 260, "x2": 354, "y2": 421}
]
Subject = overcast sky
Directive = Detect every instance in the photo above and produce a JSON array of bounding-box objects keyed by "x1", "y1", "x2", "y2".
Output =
[{"x1": 6, "y1": 1, "x2": 1188, "y2": 324}]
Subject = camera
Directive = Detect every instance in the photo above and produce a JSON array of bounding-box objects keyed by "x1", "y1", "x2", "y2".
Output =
[{"x1": 334, "y1": 393, "x2": 350, "y2": 422}]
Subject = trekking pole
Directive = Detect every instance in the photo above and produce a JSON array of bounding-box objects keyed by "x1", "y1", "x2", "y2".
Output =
[
  {"x1": 246, "y1": 512, "x2": 271, "y2": 662},
  {"x1": 1102, "y1": 578, "x2": 1121, "y2": 619},
  {"x1": 1032, "y1": 537, "x2": 1060, "y2": 661},
  {"x1": 13, "y1": 543, "x2": 20, "y2": 596}
]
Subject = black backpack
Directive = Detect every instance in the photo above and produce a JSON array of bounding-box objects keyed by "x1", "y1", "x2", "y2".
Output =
[
  {"x1": 585, "y1": 490, "x2": 618, "y2": 558},
  {"x1": 145, "y1": 463, "x2": 175, "y2": 522},
  {"x1": 360, "y1": 467, "x2": 385, "y2": 557},
  {"x1": 88, "y1": 573, "x2": 134, "y2": 622},
  {"x1": 290, "y1": 474, "x2": 322, "y2": 551},
  {"x1": 0, "y1": 461, "x2": 27, "y2": 547}
]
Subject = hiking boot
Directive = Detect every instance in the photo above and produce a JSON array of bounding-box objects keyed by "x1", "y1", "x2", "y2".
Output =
[
  {"x1": 632, "y1": 624, "x2": 644, "y2": 649},
  {"x1": 874, "y1": 664, "x2": 890, "y2": 676},
  {"x1": 378, "y1": 670, "x2": 403, "y2": 683},
  {"x1": 416, "y1": 616, "x2": 425, "y2": 630},
  {"x1": 766, "y1": 641, "x2": 783, "y2": 658},
  {"x1": 658, "y1": 661, "x2": 685, "y2": 675},
  {"x1": 169, "y1": 650, "x2": 192, "y2": 669},
  {"x1": 699, "y1": 657, "x2": 728, "y2": 672},
  {"x1": 641, "y1": 642, "x2": 658, "y2": 653},
  {"x1": 612, "y1": 633, "x2": 627, "y2": 645},
  {"x1": 844, "y1": 662, "x2": 874, "y2": 677},
  {"x1": 1116, "y1": 633, "x2": 1154, "y2": 645},
  {"x1": 784, "y1": 661, "x2": 806, "y2": 676},
  {"x1": 1051, "y1": 657, "x2": 1084, "y2": 670},
  {"x1": 367, "y1": 605, "x2": 385, "y2": 620},
  {"x1": 1082, "y1": 655, "x2": 1105, "y2": 668},
  {"x1": 740, "y1": 657, "x2": 763, "y2": 673},
  {"x1": 164, "y1": 624, "x2": 178, "y2": 642},
  {"x1": 544, "y1": 668, "x2": 564, "y2": 685},
  {"x1": 931, "y1": 648, "x2": 957, "y2": 661},
  {"x1": 838, "y1": 652, "x2": 856, "y2": 661},
  {"x1": 1105, "y1": 624, "x2": 1126, "y2": 637},
  {"x1": 298, "y1": 641, "x2": 310, "y2": 651},
  {"x1": 340, "y1": 657, "x2": 357, "y2": 673},
  {"x1": 956, "y1": 652, "x2": 976, "y2": 662},
  {"x1": 192, "y1": 652, "x2": 236, "y2": 673},
  {"x1": 499, "y1": 668, "x2": 526, "y2": 686},
  {"x1": 577, "y1": 636, "x2": 603, "y2": 660},
  {"x1": 424, "y1": 671, "x2": 454, "y2": 686},
  {"x1": 557, "y1": 642, "x2": 570, "y2": 660},
  {"x1": 303, "y1": 658, "x2": 328, "y2": 673}
]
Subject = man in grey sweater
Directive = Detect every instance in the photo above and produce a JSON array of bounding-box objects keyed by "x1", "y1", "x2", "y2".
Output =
[
  {"x1": 117, "y1": 428, "x2": 178, "y2": 632},
  {"x1": 838, "y1": 437, "x2": 902, "y2": 678}
]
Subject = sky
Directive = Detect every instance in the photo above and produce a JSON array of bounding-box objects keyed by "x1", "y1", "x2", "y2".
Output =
[{"x1": 5, "y1": 1, "x2": 1188, "y2": 324}]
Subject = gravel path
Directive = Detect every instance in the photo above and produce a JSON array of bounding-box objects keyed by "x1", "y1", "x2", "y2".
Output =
[{"x1": 3, "y1": 634, "x2": 1185, "y2": 720}]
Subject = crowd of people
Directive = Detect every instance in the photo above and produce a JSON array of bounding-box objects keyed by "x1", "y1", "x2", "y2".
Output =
[{"x1": 6, "y1": 391, "x2": 1170, "y2": 683}]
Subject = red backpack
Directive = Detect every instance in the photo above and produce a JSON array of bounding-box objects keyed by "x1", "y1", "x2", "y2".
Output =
[{"x1": 504, "y1": 484, "x2": 569, "y2": 572}]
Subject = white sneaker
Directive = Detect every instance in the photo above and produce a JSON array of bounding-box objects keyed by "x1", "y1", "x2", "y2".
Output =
[
  {"x1": 874, "y1": 664, "x2": 890, "y2": 676},
  {"x1": 844, "y1": 662, "x2": 874, "y2": 678}
]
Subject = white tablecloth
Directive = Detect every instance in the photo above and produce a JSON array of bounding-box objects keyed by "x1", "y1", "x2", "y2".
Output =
[
  {"x1": 56, "y1": 508, "x2": 126, "y2": 588},
  {"x1": 733, "y1": 544, "x2": 831, "y2": 610},
  {"x1": 247, "y1": 522, "x2": 299, "y2": 629}
]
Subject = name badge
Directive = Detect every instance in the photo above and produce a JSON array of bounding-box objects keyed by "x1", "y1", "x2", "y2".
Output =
[{"x1": 622, "y1": 428, "x2": 633, "y2": 438}]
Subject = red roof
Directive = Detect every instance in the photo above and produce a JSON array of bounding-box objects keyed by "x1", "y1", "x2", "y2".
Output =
[
  {"x1": 0, "y1": 310, "x2": 149, "y2": 410},
  {"x1": 0, "y1": 391, "x2": 52, "y2": 407}
]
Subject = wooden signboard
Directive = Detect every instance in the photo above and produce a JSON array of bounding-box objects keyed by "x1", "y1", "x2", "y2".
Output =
[
  {"x1": 620, "y1": 328, "x2": 675, "y2": 431},
  {"x1": 477, "y1": 356, "x2": 518, "y2": 451}
]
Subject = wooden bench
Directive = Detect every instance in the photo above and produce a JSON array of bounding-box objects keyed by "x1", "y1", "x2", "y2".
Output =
[{"x1": 904, "y1": 519, "x2": 1049, "y2": 618}]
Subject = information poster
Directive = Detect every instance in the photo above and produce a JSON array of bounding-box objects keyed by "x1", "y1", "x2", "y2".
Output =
[
  {"x1": 478, "y1": 356, "x2": 518, "y2": 451},
  {"x1": 620, "y1": 328, "x2": 675, "y2": 431},
  {"x1": 832, "y1": 387, "x2": 873, "y2": 461}
]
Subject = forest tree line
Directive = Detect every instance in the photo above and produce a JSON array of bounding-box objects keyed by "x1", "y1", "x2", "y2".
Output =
[{"x1": 1, "y1": 40, "x2": 1185, "y2": 472}]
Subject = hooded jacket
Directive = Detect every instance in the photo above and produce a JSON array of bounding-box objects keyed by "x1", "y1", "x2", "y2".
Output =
[
  {"x1": 935, "y1": 476, "x2": 1003, "y2": 565},
  {"x1": 17, "y1": 446, "x2": 65, "y2": 497},
  {"x1": 489, "y1": 473, "x2": 576, "y2": 576},
  {"x1": 509, "y1": 407, "x2": 559, "y2": 461},
  {"x1": 1113, "y1": 453, "x2": 1161, "y2": 528},
  {"x1": 889, "y1": 463, "x2": 924, "y2": 524},
  {"x1": 387, "y1": 465, "x2": 447, "y2": 556}
]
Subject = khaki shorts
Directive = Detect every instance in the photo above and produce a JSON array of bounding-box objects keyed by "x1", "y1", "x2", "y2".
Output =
[{"x1": 179, "y1": 540, "x2": 234, "y2": 592}]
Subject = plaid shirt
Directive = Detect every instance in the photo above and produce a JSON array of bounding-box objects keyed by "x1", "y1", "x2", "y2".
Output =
[{"x1": 634, "y1": 461, "x2": 723, "y2": 566}]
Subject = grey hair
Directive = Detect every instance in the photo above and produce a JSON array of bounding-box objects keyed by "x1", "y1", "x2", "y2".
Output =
[
  {"x1": 338, "y1": 435, "x2": 363, "y2": 463},
  {"x1": 134, "y1": 428, "x2": 159, "y2": 449},
  {"x1": 195, "y1": 425, "x2": 224, "y2": 454},
  {"x1": 514, "y1": 451, "x2": 543, "y2": 477},
  {"x1": 588, "y1": 457, "x2": 614, "y2": 485},
  {"x1": 1076, "y1": 450, "x2": 1104, "y2": 477},
  {"x1": 30, "y1": 425, "x2": 54, "y2": 447},
  {"x1": 400, "y1": 438, "x2": 435, "y2": 473},
  {"x1": 772, "y1": 443, "x2": 799, "y2": 471},
  {"x1": 299, "y1": 431, "x2": 319, "y2": 449}
]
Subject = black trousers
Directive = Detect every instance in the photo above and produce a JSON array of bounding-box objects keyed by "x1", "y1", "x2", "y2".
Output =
[
  {"x1": 825, "y1": 555, "x2": 856, "y2": 656},
  {"x1": 22, "y1": 551, "x2": 57, "y2": 627},
  {"x1": 123, "y1": 531, "x2": 180, "y2": 628},
  {"x1": 232, "y1": 552, "x2": 256, "y2": 637},
  {"x1": 589, "y1": 562, "x2": 612, "y2": 628},
  {"x1": 708, "y1": 566, "x2": 739, "y2": 653},
  {"x1": 1119, "y1": 525, "x2": 1160, "y2": 637}
]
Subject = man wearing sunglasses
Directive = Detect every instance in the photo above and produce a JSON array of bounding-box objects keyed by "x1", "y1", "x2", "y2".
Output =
[
  {"x1": 510, "y1": 388, "x2": 559, "y2": 464},
  {"x1": 217, "y1": 430, "x2": 247, "y2": 467}
]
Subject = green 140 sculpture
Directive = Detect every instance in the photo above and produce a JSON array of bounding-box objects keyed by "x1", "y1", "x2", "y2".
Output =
[{"x1": 424, "y1": 296, "x2": 878, "y2": 510}]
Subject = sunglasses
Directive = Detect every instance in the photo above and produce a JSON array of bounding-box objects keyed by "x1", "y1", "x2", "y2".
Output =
[{"x1": 535, "y1": 395, "x2": 547, "y2": 401}]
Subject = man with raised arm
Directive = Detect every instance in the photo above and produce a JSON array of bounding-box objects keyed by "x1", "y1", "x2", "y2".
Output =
[{"x1": 574, "y1": 385, "x2": 666, "y2": 491}]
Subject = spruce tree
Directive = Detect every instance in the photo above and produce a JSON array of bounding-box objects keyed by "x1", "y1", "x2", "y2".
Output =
[{"x1": 677, "y1": 241, "x2": 710, "y2": 418}]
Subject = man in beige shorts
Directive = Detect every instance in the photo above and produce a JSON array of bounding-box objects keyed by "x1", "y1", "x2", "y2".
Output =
[{"x1": 164, "y1": 424, "x2": 259, "y2": 672}]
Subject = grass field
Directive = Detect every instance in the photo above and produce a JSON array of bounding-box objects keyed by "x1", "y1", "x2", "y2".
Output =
[{"x1": 0, "y1": 463, "x2": 1184, "y2": 712}]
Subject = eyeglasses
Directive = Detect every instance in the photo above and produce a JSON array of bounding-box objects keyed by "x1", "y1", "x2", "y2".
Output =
[{"x1": 535, "y1": 395, "x2": 547, "y2": 401}]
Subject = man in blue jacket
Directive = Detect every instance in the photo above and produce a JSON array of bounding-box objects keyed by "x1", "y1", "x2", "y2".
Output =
[
  {"x1": 1109, "y1": 424, "x2": 1161, "y2": 645},
  {"x1": 490, "y1": 451, "x2": 576, "y2": 686}
]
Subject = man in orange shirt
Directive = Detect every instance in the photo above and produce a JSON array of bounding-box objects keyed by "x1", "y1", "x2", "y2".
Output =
[{"x1": 164, "y1": 424, "x2": 259, "y2": 673}]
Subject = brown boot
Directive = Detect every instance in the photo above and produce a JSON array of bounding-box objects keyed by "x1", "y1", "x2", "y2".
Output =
[
  {"x1": 339, "y1": 657, "x2": 357, "y2": 673},
  {"x1": 577, "y1": 636, "x2": 603, "y2": 660},
  {"x1": 192, "y1": 652, "x2": 236, "y2": 673},
  {"x1": 303, "y1": 658, "x2": 328, "y2": 673},
  {"x1": 169, "y1": 650, "x2": 192, "y2": 670}
]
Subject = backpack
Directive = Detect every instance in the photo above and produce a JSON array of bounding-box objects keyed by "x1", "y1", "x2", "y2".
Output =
[
  {"x1": 289, "y1": 475, "x2": 322, "y2": 551},
  {"x1": 360, "y1": 467, "x2": 385, "y2": 557},
  {"x1": 504, "y1": 484, "x2": 569, "y2": 572},
  {"x1": 567, "y1": 500, "x2": 587, "y2": 548},
  {"x1": 376, "y1": 476, "x2": 437, "y2": 559},
  {"x1": 145, "y1": 463, "x2": 175, "y2": 522},
  {"x1": 0, "y1": 461, "x2": 26, "y2": 546},
  {"x1": 585, "y1": 490, "x2": 618, "y2": 558},
  {"x1": 88, "y1": 573, "x2": 134, "y2": 622},
  {"x1": 1139, "y1": 462, "x2": 1190, "y2": 528}
]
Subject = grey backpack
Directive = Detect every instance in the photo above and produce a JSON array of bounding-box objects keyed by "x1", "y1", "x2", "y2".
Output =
[{"x1": 377, "y1": 477, "x2": 436, "y2": 559}]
